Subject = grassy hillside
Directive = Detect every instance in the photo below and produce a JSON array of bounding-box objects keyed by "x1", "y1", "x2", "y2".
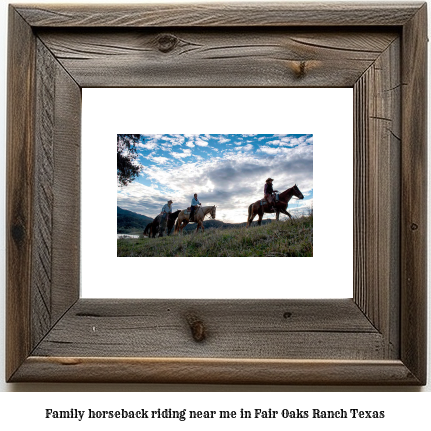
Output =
[
  {"x1": 180, "y1": 217, "x2": 271, "y2": 232},
  {"x1": 117, "y1": 215, "x2": 312, "y2": 257}
]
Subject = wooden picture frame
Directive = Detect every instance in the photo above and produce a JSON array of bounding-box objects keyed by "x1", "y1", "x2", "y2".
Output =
[{"x1": 6, "y1": 2, "x2": 427, "y2": 385}]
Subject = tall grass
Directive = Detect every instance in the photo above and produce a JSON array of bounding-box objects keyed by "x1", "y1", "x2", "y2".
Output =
[{"x1": 117, "y1": 215, "x2": 313, "y2": 257}]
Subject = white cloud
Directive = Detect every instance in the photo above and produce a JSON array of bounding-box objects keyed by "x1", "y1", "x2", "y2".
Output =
[
  {"x1": 266, "y1": 139, "x2": 282, "y2": 146},
  {"x1": 172, "y1": 150, "x2": 192, "y2": 159},
  {"x1": 234, "y1": 144, "x2": 253, "y2": 152},
  {"x1": 138, "y1": 140, "x2": 158, "y2": 150},
  {"x1": 151, "y1": 156, "x2": 169, "y2": 165},
  {"x1": 259, "y1": 146, "x2": 281, "y2": 155},
  {"x1": 195, "y1": 139, "x2": 209, "y2": 147}
]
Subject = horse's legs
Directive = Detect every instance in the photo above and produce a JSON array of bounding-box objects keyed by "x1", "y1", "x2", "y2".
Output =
[
  {"x1": 246, "y1": 206, "x2": 252, "y2": 227},
  {"x1": 180, "y1": 220, "x2": 188, "y2": 235},
  {"x1": 276, "y1": 210, "x2": 279, "y2": 221},
  {"x1": 257, "y1": 208, "x2": 264, "y2": 226},
  {"x1": 258, "y1": 213, "x2": 263, "y2": 226},
  {"x1": 247, "y1": 206, "x2": 257, "y2": 227},
  {"x1": 279, "y1": 208, "x2": 292, "y2": 219},
  {"x1": 174, "y1": 218, "x2": 181, "y2": 235}
]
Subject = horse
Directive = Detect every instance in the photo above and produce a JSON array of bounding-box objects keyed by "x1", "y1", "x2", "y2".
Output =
[
  {"x1": 174, "y1": 205, "x2": 216, "y2": 234},
  {"x1": 147, "y1": 209, "x2": 182, "y2": 238},
  {"x1": 143, "y1": 221, "x2": 153, "y2": 237},
  {"x1": 167, "y1": 210, "x2": 181, "y2": 236},
  {"x1": 246, "y1": 184, "x2": 304, "y2": 227}
]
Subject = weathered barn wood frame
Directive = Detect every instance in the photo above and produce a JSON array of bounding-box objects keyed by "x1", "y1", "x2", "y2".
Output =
[{"x1": 6, "y1": 2, "x2": 427, "y2": 384}]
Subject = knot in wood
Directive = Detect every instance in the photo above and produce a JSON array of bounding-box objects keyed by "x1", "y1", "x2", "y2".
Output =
[
  {"x1": 186, "y1": 314, "x2": 206, "y2": 342},
  {"x1": 411, "y1": 223, "x2": 419, "y2": 231},
  {"x1": 294, "y1": 61, "x2": 307, "y2": 79},
  {"x1": 157, "y1": 34, "x2": 178, "y2": 53},
  {"x1": 288, "y1": 60, "x2": 320, "y2": 79},
  {"x1": 11, "y1": 222, "x2": 25, "y2": 245}
]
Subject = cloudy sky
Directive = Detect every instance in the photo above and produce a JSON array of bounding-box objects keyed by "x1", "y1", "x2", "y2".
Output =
[{"x1": 117, "y1": 134, "x2": 313, "y2": 223}]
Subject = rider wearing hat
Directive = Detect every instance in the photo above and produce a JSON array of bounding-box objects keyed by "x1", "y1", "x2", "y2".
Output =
[
  {"x1": 190, "y1": 193, "x2": 201, "y2": 222},
  {"x1": 264, "y1": 178, "x2": 278, "y2": 211},
  {"x1": 161, "y1": 200, "x2": 173, "y2": 220}
]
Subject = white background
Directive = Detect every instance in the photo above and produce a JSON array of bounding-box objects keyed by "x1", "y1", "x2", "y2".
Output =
[
  {"x1": 0, "y1": 0, "x2": 429, "y2": 415},
  {"x1": 82, "y1": 87, "x2": 353, "y2": 299}
]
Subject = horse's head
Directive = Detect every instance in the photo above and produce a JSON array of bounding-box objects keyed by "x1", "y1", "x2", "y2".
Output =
[
  {"x1": 210, "y1": 205, "x2": 216, "y2": 219},
  {"x1": 293, "y1": 184, "x2": 304, "y2": 199}
]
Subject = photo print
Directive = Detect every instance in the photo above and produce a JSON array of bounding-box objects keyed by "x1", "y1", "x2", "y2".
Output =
[{"x1": 117, "y1": 134, "x2": 313, "y2": 257}]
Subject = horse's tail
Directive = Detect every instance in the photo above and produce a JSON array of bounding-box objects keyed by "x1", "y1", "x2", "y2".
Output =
[
  {"x1": 174, "y1": 216, "x2": 180, "y2": 234},
  {"x1": 247, "y1": 204, "x2": 252, "y2": 225}
]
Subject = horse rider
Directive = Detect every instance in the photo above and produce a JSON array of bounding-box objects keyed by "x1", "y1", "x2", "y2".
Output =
[
  {"x1": 264, "y1": 178, "x2": 278, "y2": 211},
  {"x1": 190, "y1": 193, "x2": 201, "y2": 222},
  {"x1": 160, "y1": 199, "x2": 173, "y2": 223}
]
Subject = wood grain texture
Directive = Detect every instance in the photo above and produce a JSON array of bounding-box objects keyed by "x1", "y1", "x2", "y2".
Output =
[
  {"x1": 32, "y1": 299, "x2": 384, "y2": 360},
  {"x1": 50, "y1": 53, "x2": 81, "y2": 324},
  {"x1": 12, "y1": 358, "x2": 420, "y2": 385},
  {"x1": 31, "y1": 39, "x2": 81, "y2": 349},
  {"x1": 15, "y1": 2, "x2": 423, "y2": 27},
  {"x1": 6, "y1": 7, "x2": 36, "y2": 381},
  {"x1": 353, "y1": 38, "x2": 401, "y2": 359},
  {"x1": 32, "y1": 40, "x2": 56, "y2": 347},
  {"x1": 36, "y1": 29, "x2": 398, "y2": 88},
  {"x1": 400, "y1": 3, "x2": 428, "y2": 384},
  {"x1": 6, "y1": 2, "x2": 427, "y2": 385}
]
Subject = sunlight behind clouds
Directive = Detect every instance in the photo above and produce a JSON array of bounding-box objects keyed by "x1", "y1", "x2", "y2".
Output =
[{"x1": 118, "y1": 133, "x2": 313, "y2": 223}]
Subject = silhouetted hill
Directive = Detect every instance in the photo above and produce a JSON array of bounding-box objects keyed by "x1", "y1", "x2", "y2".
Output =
[
  {"x1": 117, "y1": 206, "x2": 273, "y2": 234},
  {"x1": 181, "y1": 218, "x2": 272, "y2": 232},
  {"x1": 117, "y1": 206, "x2": 153, "y2": 233}
]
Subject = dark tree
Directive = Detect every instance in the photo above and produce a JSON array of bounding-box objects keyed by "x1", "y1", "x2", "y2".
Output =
[{"x1": 117, "y1": 134, "x2": 143, "y2": 186}]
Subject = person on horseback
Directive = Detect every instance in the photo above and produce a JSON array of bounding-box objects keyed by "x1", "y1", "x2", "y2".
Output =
[
  {"x1": 190, "y1": 193, "x2": 201, "y2": 222},
  {"x1": 160, "y1": 199, "x2": 173, "y2": 222},
  {"x1": 264, "y1": 178, "x2": 278, "y2": 211}
]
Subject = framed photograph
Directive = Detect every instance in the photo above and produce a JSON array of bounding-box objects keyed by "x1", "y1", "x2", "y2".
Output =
[
  {"x1": 115, "y1": 131, "x2": 314, "y2": 254},
  {"x1": 82, "y1": 87, "x2": 352, "y2": 300},
  {"x1": 6, "y1": 2, "x2": 427, "y2": 384}
]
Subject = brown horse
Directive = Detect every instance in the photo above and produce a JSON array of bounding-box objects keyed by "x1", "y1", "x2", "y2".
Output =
[
  {"x1": 143, "y1": 221, "x2": 153, "y2": 237},
  {"x1": 167, "y1": 210, "x2": 181, "y2": 236},
  {"x1": 246, "y1": 184, "x2": 304, "y2": 227},
  {"x1": 174, "y1": 205, "x2": 216, "y2": 234},
  {"x1": 144, "y1": 210, "x2": 181, "y2": 238}
]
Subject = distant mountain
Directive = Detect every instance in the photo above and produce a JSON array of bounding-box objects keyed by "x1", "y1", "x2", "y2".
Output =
[
  {"x1": 117, "y1": 206, "x2": 153, "y2": 233},
  {"x1": 117, "y1": 205, "x2": 273, "y2": 234},
  {"x1": 182, "y1": 217, "x2": 272, "y2": 232}
]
